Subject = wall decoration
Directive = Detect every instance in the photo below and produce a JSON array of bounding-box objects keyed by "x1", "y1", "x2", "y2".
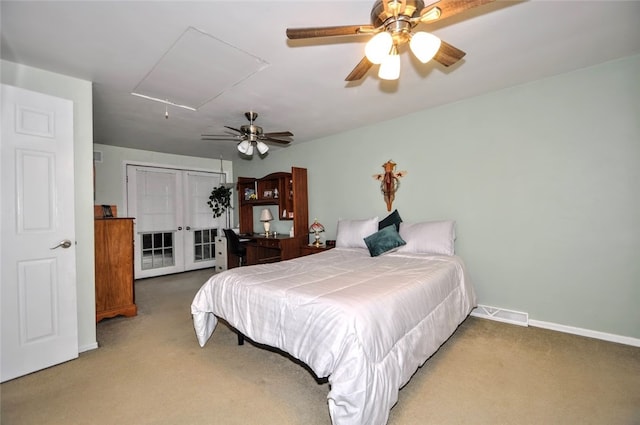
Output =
[{"x1": 373, "y1": 160, "x2": 407, "y2": 211}]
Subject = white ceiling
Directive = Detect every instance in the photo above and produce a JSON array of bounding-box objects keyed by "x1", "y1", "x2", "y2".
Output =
[{"x1": 2, "y1": 1, "x2": 639, "y2": 160}]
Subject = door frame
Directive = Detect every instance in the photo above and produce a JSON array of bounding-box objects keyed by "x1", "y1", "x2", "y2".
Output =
[{"x1": 122, "y1": 160, "x2": 232, "y2": 277}]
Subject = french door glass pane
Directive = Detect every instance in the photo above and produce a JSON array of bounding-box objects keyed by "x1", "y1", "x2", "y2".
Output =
[
  {"x1": 141, "y1": 231, "x2": 175, "y2": 270},
  {"x1": 193, "y1": 228, "x2": 216, "y2": 262}
]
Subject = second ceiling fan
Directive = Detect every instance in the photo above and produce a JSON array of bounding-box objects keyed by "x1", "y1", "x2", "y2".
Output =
[
  {"x1": 202, "y1": 112, "x2": 293, "y2": 156},
  {"x1": 286, "y1": 0, "x2": 495, "y2": 81}
]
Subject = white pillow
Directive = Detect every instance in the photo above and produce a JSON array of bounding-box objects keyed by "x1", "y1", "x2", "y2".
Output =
[
  {"x1": 397, "y1": 220, "x2": 456, "y2": 255},
  {"x1": 335, "y1": 217, "x2": 379, "y2": 249}
]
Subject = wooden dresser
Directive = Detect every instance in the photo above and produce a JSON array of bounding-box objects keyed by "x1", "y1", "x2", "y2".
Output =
[{"x1": 94, "y1": 218, "x2": 137, "y2": 322}]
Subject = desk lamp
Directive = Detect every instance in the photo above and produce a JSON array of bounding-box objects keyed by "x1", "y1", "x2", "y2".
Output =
[{"x1": 260, "y1": 208, "x2": 274, "y2": 236}]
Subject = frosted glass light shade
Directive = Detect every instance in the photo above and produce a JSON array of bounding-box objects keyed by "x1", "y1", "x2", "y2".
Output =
[
  {"x1": 256, "y1": 141, "x2": 269, "y2": 154},
  {"x1": 378, "y1": 50, "x2": 401, "y2": 80},
  {"x1": 409, "y1": 32, "x2": 441, "y2": 63},
  {"x1": 365, "y1": 32, "x2": 393, "y2": 65},
  {"x1": 237, "y1": 140, "x2": 250, "y2": 154}
]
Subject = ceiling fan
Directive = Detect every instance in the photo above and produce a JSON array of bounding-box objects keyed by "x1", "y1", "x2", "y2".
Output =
[
  {"x1": 201, "y1": 112, "x2": 293, "y2": 156},
  {"x1": 286, "y1": 0, "x2": 495, "y2": 81}
]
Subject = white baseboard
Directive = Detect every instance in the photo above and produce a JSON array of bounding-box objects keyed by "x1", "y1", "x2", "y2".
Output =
[
  {"x1": 470, "y1": 304, "x2": 640, "y2": 347},
  {"x1": 528, "y1": 319, "x2": 640, "y2": 348},
  {"x1": 79, "y1": 342, "x2": 99, "y2": 353}
]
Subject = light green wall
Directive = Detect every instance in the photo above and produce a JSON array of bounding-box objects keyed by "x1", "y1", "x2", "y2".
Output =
[
  {"x1": 236, "y1": 54, "x2": 640, "y2": 339},
  {"x1": 93, "y1": 143, "x2": 231, "y2": 215},
  {"x1": 1, "y1": 60, "x2": 97, "y2": 351}
]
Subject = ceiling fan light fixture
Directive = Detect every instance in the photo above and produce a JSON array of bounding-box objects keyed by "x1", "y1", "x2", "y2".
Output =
[
  {"x1": 365, "y1": 31, "x2": 393, "y2": 65},
  {"x1": 237, "y1": 140, "x2": 251, "y2": 154},
  {"x1": 256, "y1": 141, "x2": 269, "y2": 155},
  {"x1": 378, "y1": 45, "x2": 400, "y2": 80},
  {"x1": 409, "y1": 31, "x2": 441, "y2": 63}
]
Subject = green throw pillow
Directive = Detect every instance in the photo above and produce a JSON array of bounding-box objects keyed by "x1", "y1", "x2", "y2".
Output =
[
  {"x1": 378, "y1": 209, "x2": 402, "y2": 231},
  {"x1": 364, "y1": 225, "x2": 406, "y2": 257}
]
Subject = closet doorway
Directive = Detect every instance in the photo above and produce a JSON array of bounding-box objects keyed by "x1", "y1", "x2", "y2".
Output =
[{"x1": 126, "y1": 165, "x2": 227, "y2": 279}]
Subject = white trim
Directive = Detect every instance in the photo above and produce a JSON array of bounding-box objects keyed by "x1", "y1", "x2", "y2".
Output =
[
  {"x1": 78, "y1": 342, "x2": 98, "y2": 353},
  {"x1": 470, "y1": 304, "x2": 640, "y2": 347},
  {"x1": 529, "y1": 319, "x2": 640, "y2": 348},
  {"x1": 130, "y1": 92, "x2": 197, "y2": 111}
]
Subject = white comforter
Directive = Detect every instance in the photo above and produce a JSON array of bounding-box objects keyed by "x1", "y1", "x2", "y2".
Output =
[{"x1": 191, "y1": 248, "x2": 476, "y2": 425}]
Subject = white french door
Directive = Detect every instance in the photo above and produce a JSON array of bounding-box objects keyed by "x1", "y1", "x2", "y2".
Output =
[
  {"x1": 126, "y1": 165, "x2": 225, "y2": 279},
  {"x1": 1, "y1": 84, "x2": 78, "y2": 382}
]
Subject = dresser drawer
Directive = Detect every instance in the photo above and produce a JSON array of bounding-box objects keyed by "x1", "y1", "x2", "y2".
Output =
[
  {"x1": 255, "y1": 238, "x2": 280, "y2": 248},
  {"x1": 214, "y1": 236, "x2": 227, "y2": 272}
]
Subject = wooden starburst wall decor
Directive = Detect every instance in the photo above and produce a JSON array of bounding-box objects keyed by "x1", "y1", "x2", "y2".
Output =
[{"x1": 373, "y1": 160, "x2": 407, "y2": 211}]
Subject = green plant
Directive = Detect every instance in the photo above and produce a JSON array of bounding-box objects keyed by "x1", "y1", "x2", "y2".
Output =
[{"x1": 207, "y1": 185, "x2": 232, "y2": 218}]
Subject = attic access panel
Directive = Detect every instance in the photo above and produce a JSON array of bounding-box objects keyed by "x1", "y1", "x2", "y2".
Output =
[{"x1": 133, "y1": 26, "x2": 270, "y2": 109}]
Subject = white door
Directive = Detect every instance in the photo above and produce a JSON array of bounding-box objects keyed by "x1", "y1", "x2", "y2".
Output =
[
  {"x1": 126, "y1": 165, "x2": 223, "y2": 279},
  {"x1": 1, "y1": 84, "x2": 78, "y2": 382},
  {"x1": 183, "y1": 171, "x2": 222, "y2": 271},
  {"x1": 128, "y1": 166, "x2": 183, "y2": 279}
]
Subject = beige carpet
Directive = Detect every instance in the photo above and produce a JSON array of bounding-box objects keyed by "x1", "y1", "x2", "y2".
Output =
[{"x1": 2, "y1": 268, "x2": 639, "y2": 425}]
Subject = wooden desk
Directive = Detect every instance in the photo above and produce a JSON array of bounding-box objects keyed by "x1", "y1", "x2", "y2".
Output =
[{"x1": 245, "y1": 234, "x2": 306, "y2": 266}]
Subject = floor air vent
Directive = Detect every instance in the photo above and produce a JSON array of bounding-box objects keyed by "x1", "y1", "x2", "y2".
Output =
[{"x1": 470, "y1": 305, "x2": 529, "y2": 327}]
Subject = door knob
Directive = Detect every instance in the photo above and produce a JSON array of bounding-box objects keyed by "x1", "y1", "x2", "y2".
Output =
[
  {"x1": 186, "y1": 226, "x2": 191, "y2": 231},
  {"x1": 50, "y1": 239, "x2": 72, "y2": 250},
  {"x1": 178, "y1": 227, "x2": 182, "y2": 231}
]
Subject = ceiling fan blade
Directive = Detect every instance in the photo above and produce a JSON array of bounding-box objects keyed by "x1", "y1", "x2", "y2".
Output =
[
  {"x1": 432, "y1": 40, "x2": 466, "y2": 67},
  {"x1": 224, "y1": 126, "x2": 242, "y2": 133},
  {"x1": 286, "y1": 25, "x2": 374, "y2": 40},
  {"x1": 345, "y1": 57, "x2": 374, "y2": 81},
  {"x1": 262, "y1": 137, "x2": 291, "y2": 145},
  {"x1": 264, "y1": 131, "x2": 293, "y2": 138},
  {"x1": 201, "y1": 136, "x2": 242, "y2": 141},
  {"x1": 422, "y1": 0, "x2": 495, "y2": 23},
  {"x1": 201, "y1": 132, "x2": 240, "y2": 137}
]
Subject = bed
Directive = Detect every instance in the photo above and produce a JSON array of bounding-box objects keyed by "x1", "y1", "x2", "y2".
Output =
[{"x1": 191, "y1": 217, "x2": 476, "y2": 425}]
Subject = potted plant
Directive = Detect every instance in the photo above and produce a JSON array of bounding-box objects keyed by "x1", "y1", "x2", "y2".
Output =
[{"x1": 207, "y1": 185, "x2": 233, "y2": 219}]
